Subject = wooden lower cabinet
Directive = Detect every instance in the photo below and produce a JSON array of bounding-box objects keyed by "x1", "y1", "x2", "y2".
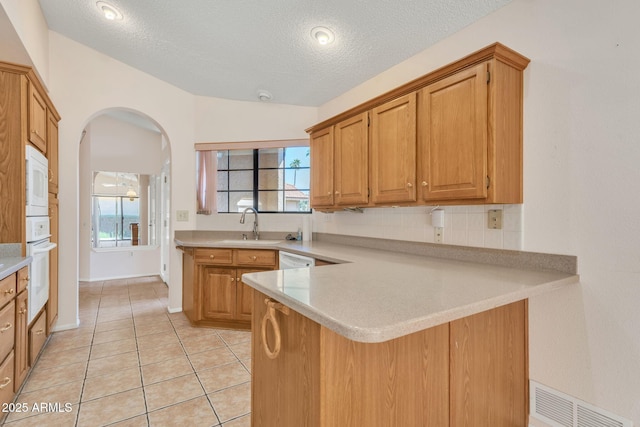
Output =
[
  {"x1": 28, "y1": 310, "x2": 47, "y2": 366},
  {"x1": 0, "y1": 266, "x2": 30, "y2": 412},
  {"x1": 182, "y1": 248, "x2": 276, "y2": 329},
  {"x1": 0, "y1": 351, "x2": 15, "y2": 408},
  {"x1": 201, "y1": 266, "x2": 237, "y2": 321},
  {"x1": 13, "y1": 289, "x2": 28, "y2": 392},
  {"x1": 252, "y1": 290, "x2": 527, "y2": 427}
]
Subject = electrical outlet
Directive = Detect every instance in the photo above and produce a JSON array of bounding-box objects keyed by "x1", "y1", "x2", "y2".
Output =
[
  {"x1": 488, "y1": 209, "x2": 503, "y2": 229},
  {"x1": 176, "y1": 210, "x2": 189, "y2": 222},
  {"x1": 434, "y1": 227, "x2": 444, "y2": 243}
]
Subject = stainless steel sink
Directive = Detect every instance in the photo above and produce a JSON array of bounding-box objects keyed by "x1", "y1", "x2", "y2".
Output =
[{"x1": 216, "y1": 239, "x2": 282, "y2": 246}]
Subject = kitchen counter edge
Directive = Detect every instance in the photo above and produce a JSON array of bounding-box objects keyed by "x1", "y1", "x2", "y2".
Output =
[
  {"x1": 175, "y1": 237, "x2": 579, "y2": 343},
  {"x1": 0, "y1": 257, "x2": 32, "y2": 281}
]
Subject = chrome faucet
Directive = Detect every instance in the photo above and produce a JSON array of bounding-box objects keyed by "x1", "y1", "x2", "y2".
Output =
[{"x1": 239, "y1": 207, "x2": 259, "y2": 240}]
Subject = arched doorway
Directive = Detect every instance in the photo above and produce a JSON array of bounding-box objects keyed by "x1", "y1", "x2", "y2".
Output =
[{"x1": 78, "y1": 108, "x2": 171, "y2": 284}]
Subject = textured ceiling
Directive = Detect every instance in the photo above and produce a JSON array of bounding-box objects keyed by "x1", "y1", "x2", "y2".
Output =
[{"x1": 38, "y1": 0, "x2": 512, "y2": 106}]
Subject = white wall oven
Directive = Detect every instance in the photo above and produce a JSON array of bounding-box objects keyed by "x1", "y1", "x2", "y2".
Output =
[
  {"x1": 25, "y1": 145, "x2": 55, "y2": 325},
  {"x1": 26, "y1": 145, "x2": 49, "y2": 217}
]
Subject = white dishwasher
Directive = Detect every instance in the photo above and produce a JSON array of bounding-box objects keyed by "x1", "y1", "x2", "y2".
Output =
[{"x1": 279, "y1": 251, "x2": 315, "y2": 269}]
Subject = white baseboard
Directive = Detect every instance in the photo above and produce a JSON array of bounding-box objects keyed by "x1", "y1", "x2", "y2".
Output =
[
  {"x1": 167, "y1": 306, "x2": 182, "y2": 314},
  {"x1": 50, "y1": 318, "x2": 80, "y2": 332},
  {"x1": 81, "y1": 273, "x2": 161, "y2": 282}
]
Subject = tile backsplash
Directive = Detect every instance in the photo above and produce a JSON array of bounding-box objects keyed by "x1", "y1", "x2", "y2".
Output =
[
  {"x1": 195, "y1": 205, "x2": 524, "y2": 250},
  {"x1": 312, "y1": 204, "x2": 524, "y2": 250}
]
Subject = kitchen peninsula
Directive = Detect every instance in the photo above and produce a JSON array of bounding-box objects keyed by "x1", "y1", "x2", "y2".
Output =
[{"x1": 176, "y1": 232, "x2": 578, "y2": 426}]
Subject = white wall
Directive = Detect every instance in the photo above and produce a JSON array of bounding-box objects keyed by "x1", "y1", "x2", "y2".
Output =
[
  {"x1": 89, "y1": 114, "x2": 163, "y2": 173},
  {"x1": 43, "y1": 32, "x2": 318, "y2": 326},
  {"x1": 45, "y1": 32, "x2": 197, "y2": 328},
  {"x1": 0, "y1": 0, "x2": 49, "y2": 85},
  {"x1": 317, "y1": 0, "x2": 640, "y2": 423}
]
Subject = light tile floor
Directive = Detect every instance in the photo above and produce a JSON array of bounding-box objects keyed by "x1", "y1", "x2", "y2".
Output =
[{"x1": 1, "y1": 276, "x2": 252, "y2": 427}]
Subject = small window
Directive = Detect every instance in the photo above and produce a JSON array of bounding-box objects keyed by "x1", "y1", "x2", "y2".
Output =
[
  {"x1": 216, "y1": 147, "x2": 310, "y2": 213},
  {"x1": 91, "y1": 171, "x2": 159, "y2": 248}
]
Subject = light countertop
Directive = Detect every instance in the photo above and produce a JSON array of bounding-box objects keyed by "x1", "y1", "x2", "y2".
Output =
[
  {"x1": 175, "y1": 233, "x2": 579, "y2": 343},
  {"x1": 0, "y1": 256, "x2": 32, "y2": 281}
]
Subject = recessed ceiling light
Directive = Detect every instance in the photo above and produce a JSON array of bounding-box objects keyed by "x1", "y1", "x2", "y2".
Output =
[
  {"x1": 311, "y1": 27, "x2": 335, "y2": 45},
  {"x1": 96, "y1": 1, "x2": 123, "y2": 21},
  {"x1": 257, "y1": 90, "x2": 273, "y2": 102}
]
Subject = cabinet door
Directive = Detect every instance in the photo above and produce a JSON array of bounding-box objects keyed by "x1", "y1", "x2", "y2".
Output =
[
  {"x1": 370, "y1": 93, "x2": 417, "y2": 204},
  {"x1": 449, "y1": 300, "x2": 527, "y2": 426},
  {"x1": 200, "y1": 266, "x2": 236, "y2": 320},
  {"x1": 47, "y1": 111, "x2": 59, "y2": 194},
  {"x1": 419, "y1": 62, "x2": 488, "y2": 201},
  {"x1": 236, "y1": 268, "x2": 266, "y2": 322},
  {"x1": 47, "y1": 194, "x2": 59, "y2": 331},
  {"x1": 28, "y1": 83, "x2": 47, "y2": 153},
  {"x1": 14, "y1": 290, "x2": 28, "y2": 392},
  {"x1": 335, "y1": 113, "x2": 369, "y2": 206},
  {"x1": 309, "y1": 126, "x2": 334, "y2": 208},
  {"x1": 252, "y1": 291, "x2": 321, "y2": 427}
]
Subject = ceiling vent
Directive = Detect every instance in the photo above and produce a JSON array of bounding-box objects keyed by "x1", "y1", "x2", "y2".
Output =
[{"x1": 530, "y1": 381, "x2": 633, "y2": 427}]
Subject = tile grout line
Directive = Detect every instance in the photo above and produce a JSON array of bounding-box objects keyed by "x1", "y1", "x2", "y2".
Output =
[
  {"x1": 74, "y1": 279, "x2": 103, "y2": 427},
  {"x1": 6, "y1": 277, "x2": 251, "y2": 427},
  {"x1": 129, "y1": 279, "x2": 152, "y2": 427},
  {"x1": 172, "y1": 312, "x2": 223, "y2": 426}
]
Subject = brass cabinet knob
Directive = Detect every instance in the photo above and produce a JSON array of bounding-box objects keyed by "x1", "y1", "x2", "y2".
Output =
[
  {"x1": 230, "y1": 277, "x2": 235, "y2": 282},
  {"x1": 335, "y1": 191, "x2": 340, "y2": 195},
  {"x1": 4, "y1": 288, "x2": 14, "y2": 295},
  {"x1": 421, "y1": 181, "x2": 428, "y2": 187},
  {"x1": 252, "y1": 256, "x2": 257, "y2": 261},
  {"x1": 407, "y1": 182, "x2": 413, "y2": 188},
  {"x1": 209, "y1": 255, "x2": 215, "y2": 259}
]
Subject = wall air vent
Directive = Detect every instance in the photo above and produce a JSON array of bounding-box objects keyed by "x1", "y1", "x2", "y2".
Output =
[{"x1": 530, "y1": 381, "x2": 633, "y2": 427}]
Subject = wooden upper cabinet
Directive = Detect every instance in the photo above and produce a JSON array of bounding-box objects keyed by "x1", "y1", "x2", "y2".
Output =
[
  {"x1": 334, "y1": 113, "x2": 369, "y2": 206},
  {"x1": 46, "y1": 111, "x2": 59, "y2": 194},
  {"x1": 310, "y1": 126, "x2": 334, "y2": 208},
  {"x1": 370, "y1": 92, "x2": 417, "y2": 204},
  {"x1": 28, "y1": 83, "x2": 47, "y2": 154},
  {"x1": 306, "y1": 43, "x2": 529, "y2": 209},
  {"x1": 419, "y1": 62, "x2": 488, "y2": 201}
]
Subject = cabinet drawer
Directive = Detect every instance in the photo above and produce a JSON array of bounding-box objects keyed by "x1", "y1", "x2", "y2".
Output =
[
  {"x1": 195, "y1": 249, "x2": 233, "y2": 265},
  {"x1": 17, "y1": 267, "x2": 28, "y2": 294},
  {"x1": 0, "y1": 275, "x2": 16, "y2": 309},
  {"x1": 234, "y1": 250, "x2": 276, "y2": 267},
  {"x1": 0, "y1": 350, "x2": 14, "y2": 408},
  {"x1": 29, "y1": 310, "x2": 47, "y2": 366},
  {"x1": 0, "y1": 301, "x2": 15, "y2": 362}
]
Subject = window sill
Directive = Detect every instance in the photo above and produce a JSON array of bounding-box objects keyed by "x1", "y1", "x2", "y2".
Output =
[{"x1": 92, "y1": 245, "x2": 159, "y2": 253}]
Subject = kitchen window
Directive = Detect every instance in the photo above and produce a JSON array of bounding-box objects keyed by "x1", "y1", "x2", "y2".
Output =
[{"x1": 196, "y1": 140, "x2": 310, "y2": 214}]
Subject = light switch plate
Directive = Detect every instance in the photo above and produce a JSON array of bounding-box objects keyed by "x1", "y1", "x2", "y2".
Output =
[
  {"x1": 488, "y1": 209, "x2": 503, "y2": 229},
  {"x1": 176, "y1": 210, "x2": 189, "y2": 222}
]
